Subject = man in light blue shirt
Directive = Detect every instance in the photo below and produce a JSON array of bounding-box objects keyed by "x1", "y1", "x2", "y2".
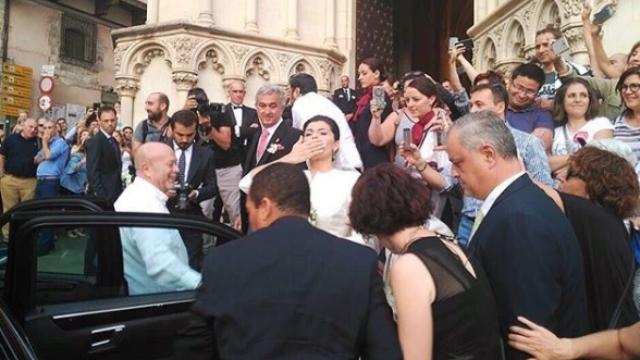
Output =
[
  {"x1": 34, "y1": 118, "x2": 69, "y2": 198},
  {"x1": 114, "y1": 142, "x2": 201, "y2": 295}
]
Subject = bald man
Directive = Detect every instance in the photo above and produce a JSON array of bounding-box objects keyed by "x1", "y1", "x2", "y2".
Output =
[{"x1": 114, "y1": 142, "x2": 201, "y2": 295}]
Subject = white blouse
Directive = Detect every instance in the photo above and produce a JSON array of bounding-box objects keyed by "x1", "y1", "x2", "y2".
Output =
[{"x1": 552, "y1": 117, "x2": 613, "y2": 156}]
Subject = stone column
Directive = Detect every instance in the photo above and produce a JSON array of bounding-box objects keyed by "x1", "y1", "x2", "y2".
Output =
[
  {"x1": 146, "y1": 0, "x2": 159, "y2": 24},
  {"x1": 198, "y1": 0, "x2": 214, "y2": 25},
  {"x1": 285, "y1": 0, "x2": 300, "y2": 40},
  {"x1": 172, "y1": 72, "x2": 198, "y2": 109},
  {"x1": 324, "y1": 0, "x2": 337, "y2": 49},
  {"x1": 245, "y1": 0, "x2": 259, "y2": 33},
  {"x1": 115, "y1": 78, "x2": 139, "y2": 127}
]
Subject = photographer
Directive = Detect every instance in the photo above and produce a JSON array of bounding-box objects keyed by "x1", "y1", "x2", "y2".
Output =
[
  {"x1": 166, "y1": 110, "x2": 218, "y2": 270},
  {"x1": 132, "y1": 92, "x2": 172, "y2": 155},
  {"x1": 197, "y1": 102, "x2": 242, "y2": 224}
]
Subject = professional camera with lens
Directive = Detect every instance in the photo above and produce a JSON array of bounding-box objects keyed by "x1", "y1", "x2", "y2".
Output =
[{"x1": 174, "y1": 182, "x2": 193, "y2": 211}]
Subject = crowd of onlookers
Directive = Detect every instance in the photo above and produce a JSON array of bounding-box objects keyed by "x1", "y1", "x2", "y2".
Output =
[{"x1": 1, "y1": 2, "x2": 640, "y2": 358}]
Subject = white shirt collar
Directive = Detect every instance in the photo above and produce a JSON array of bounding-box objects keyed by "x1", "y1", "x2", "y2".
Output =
[
  {"x1": 100, "y1": 128, "x2": 112, "y2": 139},
  {"x1": 173, "y1": 141, "x2": 193, "y2": 153},
  {"x1": 261, "y1": 118, "x2": 283, "y2": 133},
  {"x1": 133, "y1": 176, "x2": 168, "y2": 204},
  {"x1": 479, "y1": 171, "x2": 525, "y2": 217}
]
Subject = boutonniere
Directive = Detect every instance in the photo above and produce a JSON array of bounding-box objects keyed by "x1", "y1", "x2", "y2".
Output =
[
  {"x1": 309, "y1": 208, "x2": 318, "y2": 226},
  {"x1": 266, "y1": 141, "x2": 285, "y2": 154}
]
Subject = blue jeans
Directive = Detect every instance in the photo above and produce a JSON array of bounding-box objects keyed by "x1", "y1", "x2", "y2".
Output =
[
  {"x1": 36, "y1": 178, "x2": 61, "y2": 254},
  {"x1": 457, "y1": 215, "x2": 474, "y2": 248}
]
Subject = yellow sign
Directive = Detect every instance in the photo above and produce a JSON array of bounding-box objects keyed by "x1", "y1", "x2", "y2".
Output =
[
  {"x1": 2, "y1": 63, "x2": 33, "y2": 78},
  {"x1": 2, "y1": 73, "x2": 32, "y2": 88},
  {"x1": 0, "y1": 104, "x2": 27, "y2": 117},
  {"x1": 2, "y1": 84, "x2": 31, "y2": 98},
  {"x1": 2, "y1": 95, "x2": 31, "y2": 108}
]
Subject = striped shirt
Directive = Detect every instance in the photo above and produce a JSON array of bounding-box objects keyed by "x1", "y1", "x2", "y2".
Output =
[{"x1": 614, "y1": 114, "x2": 640, "y2": 163}]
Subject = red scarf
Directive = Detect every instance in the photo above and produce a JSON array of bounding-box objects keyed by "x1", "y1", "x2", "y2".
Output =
[
  {"x1": 412, "y1": 111, "x2": 435, "y2": 146},
  {"x1": 352, "y1": 87, "x2": 372, "y2": 123}
]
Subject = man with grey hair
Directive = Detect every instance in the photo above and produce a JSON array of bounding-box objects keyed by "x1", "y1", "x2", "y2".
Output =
[
  {"x1": 445, "y1": 111, "x2": 588, "y2": 359},
  {"x1": 238, "y1": 83, "x2": 302, "y2": 232}
]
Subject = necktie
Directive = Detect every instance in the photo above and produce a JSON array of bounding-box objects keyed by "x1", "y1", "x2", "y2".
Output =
[
  {"x1": 344, "y1": 88, "x2": 349, "y2": 99},
  {"x1": 178, "y1": 149, "x2": 186, "y2": 185},
  {"x1": 469, "y1": 209, "x2": 485, "y2": 241},
  {"x1": 256, "y1": 129, "x2": 270, "y2": 161},
  {"x1": 108, "y1": 137, "x2": 118, "y2": 154}
]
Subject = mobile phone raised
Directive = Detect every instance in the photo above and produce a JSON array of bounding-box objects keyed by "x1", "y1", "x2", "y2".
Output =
[
  {"x1": 372, "y1": 85, "x2": 386, "y2": 109},
  {"x1": 448, "y1": 37, "x2": 459, "y2": 49},
  {"x1": 593, "y1": 3, "x2": 616, "y2": 25},
  {"x1": 552, "y1": 37, "x2": 571, "y2": 56},
  {"x1": 403, "y1": 128, "x2": 411, "y2": 146}
]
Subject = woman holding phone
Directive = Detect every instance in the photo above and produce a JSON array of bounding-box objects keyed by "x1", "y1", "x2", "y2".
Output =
[
  {"x1": 351, "y1": 57, "x2": 394, "y2": 169},
  {"x1": 369, "y1": 76, "x2": 453, "y2": 218}
]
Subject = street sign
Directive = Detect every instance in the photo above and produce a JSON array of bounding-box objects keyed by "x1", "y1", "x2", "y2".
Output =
[
  {"x1": 41, "y1": 64, "x2": 55, "y2": 77},
  {"x1": 3, "y1": 63, "x2": 33, "y2": 78},
  {"x1": 39, "y1": 76, "x2": 55, "y2": 93},
  {"x1": 38, "y1": 94, "x2": 52, "y2": 111},
  {"x1": 2, "y1": 95, "x2": 31, "y2": 108},
  {"x1": 0, "y1": 63, "x2": 33, "y2": 117},
  {"x1": 2, "y1": 84, "x2": 31, "y2": 98},
  {"x1": 2, "y1": 73, "x2": 31, "y2": 88}
]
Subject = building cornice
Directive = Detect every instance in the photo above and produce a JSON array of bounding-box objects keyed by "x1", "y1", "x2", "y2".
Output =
[
  {"x1": 467, "y1": 0, "x2": 529, "y2": 38},
  {"x1": 112, "y1": 21, "x2": 347, "y2": 64}
]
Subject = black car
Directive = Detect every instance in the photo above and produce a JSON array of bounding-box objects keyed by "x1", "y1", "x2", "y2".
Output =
[{"x1": 0, "y1": 197, "x2": 241, "y2": 359}]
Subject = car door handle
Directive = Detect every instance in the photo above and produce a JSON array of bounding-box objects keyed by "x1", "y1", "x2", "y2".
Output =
[{"x1": 91, "y1": 324, "x2": 125, "y2": 348}]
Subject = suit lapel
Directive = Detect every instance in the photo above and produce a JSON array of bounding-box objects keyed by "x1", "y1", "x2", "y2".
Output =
[
  {"x1": 488, "y1": 174, "x2": 530, "y2": 213},
  {"x1": 226, "y1": 103, "x2": 238, "y2": 126},
  {"x1": 245, "y1": 128, "x2": 261, "y2": 171}
]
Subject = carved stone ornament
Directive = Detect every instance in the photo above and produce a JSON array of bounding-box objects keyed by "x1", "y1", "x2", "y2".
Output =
[
  {"x1": 135, "y1": 48, "x2": 166, "y2": 75},
  {"x1": 199, "y1": 48, "x2": 225, "y2": 74},
  {"x1": 490, "y1": 23, "x2": 507, "y2": 47},
  {"x1": 230, "y1": 44, "x2": 251, "y2": 62},
  {"x1": 169, "y1": 37, "x2": 203, "y2": 64},
  {"x1": 245, "y1": 56, "x2": 270, "y2": 80},
  {"x1": 561, "y1": 0, "x2": 583, "y2": 19},
  {"x1": 172, "y1": 71, "x2": 198, "y2": 89},
  {"x1": 113, "y1": 43, "x2": 131, "y2": 74},
  {"x1": 115, "y1": 78, "x2": 139, "y2": 97},
  {"x1": 276, "y1": 52, "x2": 294, "y2": 68},
  {"x1": 563, "y1": 26, "x2": 586, "y2": 51}
]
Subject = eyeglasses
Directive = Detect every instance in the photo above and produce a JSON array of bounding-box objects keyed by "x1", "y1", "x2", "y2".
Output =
[
  {"x1": 621, "y1": 83, "x2": 640, "y2": 93},
  {"x1": 510, "y1": 82, "x2": 538, "y2": 97}
]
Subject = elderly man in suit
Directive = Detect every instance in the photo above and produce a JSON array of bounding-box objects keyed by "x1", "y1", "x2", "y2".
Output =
[
  {"x1": 445, "y1": 111, "x2": 589, "y2": 359},
  {"x1": 236, "y1": 84, "x2": 302, "y2": 233},
  {"x1": 165, "y1": 109, "x2": 218, "y2": 270},
  {"x1": 86, "y1": 106, "x2": 123, "y2": 205},
  {"x1": 176, "y1": 163, "x2": 402, "y2": 359},
  {"x1": 333, "y1": 75, "x2": 357, "y2": 121}
]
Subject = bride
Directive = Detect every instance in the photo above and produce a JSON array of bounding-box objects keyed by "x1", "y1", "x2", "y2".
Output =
[{"x1": 239, "y1": 115, "x2": 373, "y2": 249}]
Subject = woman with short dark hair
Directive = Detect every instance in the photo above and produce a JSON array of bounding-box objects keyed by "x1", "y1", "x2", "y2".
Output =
[{"x1": 348, "y1": 163, "x2": 502, "y2": 359}]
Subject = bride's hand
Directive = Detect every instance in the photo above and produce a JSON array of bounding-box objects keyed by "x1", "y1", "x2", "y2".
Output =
[{"x1": 286, "y1": 136, "x2": 325, "y2": 163}]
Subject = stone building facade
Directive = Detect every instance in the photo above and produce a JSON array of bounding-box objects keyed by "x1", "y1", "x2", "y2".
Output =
[
  {"x1": 0, "y1": 0, "x2": 145, "y2": 118},
  {"x1": 469, "y1": 0, "x2": 639, "y2": 77},
  {"x1": 113, "y1": 0, "x2": 356, "y2": 126}
]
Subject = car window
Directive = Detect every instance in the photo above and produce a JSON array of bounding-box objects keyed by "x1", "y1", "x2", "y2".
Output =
[{"x1": 30, "y1": 223, "x2": 231, "y2": 305}]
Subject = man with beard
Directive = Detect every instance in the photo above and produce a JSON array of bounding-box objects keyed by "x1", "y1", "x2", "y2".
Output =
[
  {"x1": 165, "y1": 110, "x2": 217, "y2": 270},
  {"x1": 132, "y1": 92, "x2": 172, "y2": 155}
]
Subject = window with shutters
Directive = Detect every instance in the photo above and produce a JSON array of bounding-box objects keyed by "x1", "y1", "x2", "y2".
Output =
[{"x1": 60, "y1": 14, "x2": 97, "y2": 68}]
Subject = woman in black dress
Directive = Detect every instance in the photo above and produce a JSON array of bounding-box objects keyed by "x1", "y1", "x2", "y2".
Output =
[
  {"x1": 351, "y1": 57, "x2": 393, "y2": 169},
  {"x1": 349, "y1": 163, "x2": 502, "y2": 359}
]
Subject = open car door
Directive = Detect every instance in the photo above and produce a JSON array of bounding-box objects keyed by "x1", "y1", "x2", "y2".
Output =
[{"x1": 3, "y1": 210, "x2": 240, "y2": 360}]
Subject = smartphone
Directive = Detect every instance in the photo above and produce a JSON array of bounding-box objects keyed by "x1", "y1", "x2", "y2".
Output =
[
  {"x1": 593, "y1": 3, "x2": 616, "y2": 25},
  {"x1": 552, "y1": 37, "x2": 571, "y2": 55},
  {"x1": 372, "y1": 85, "x2": 386, "y2": 109},
  {"x1": 448, "y1": 37, "x2": 459, "y2": 49},
  {"x1": 435, "y1": 112, "x2": 444, "y2": 146},
  {"x1": 403, "y1": 128, "x2": 411, "y2": 146},
  {"x1": 455, "y1": 38, "x2": 474, "y2": 50}
]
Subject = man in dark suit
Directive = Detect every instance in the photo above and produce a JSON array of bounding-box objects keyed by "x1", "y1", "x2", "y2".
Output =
[
  {"x1": 332, "y1": 75, "x2": 357, "y2": 121},
  {"x1": 445, "y1": 111, "x2": 589, "y2": 359},
  {"x1": 165, "y1": 110, "x2": 218, "y2": 270},
  {"x1": 237, "y1": 84, "x2": 302, "y2": 233},
  {"x1": 86, "y1": 106, "x2": 123, "y2": 204},
  {"x1": 176, "y1": 163, "x2": 401, "y2": 359},
  {"x1": 225, "y1": 79, "x2": 259, "y2": 162}
]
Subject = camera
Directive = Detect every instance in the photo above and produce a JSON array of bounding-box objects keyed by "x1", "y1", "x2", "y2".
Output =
[
  {"x1": 174, "y1": 182, "x2": 193, "y2": 211},
  {"x1": 197, "y1": 102, "x2": 226, "y2": 132}
]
